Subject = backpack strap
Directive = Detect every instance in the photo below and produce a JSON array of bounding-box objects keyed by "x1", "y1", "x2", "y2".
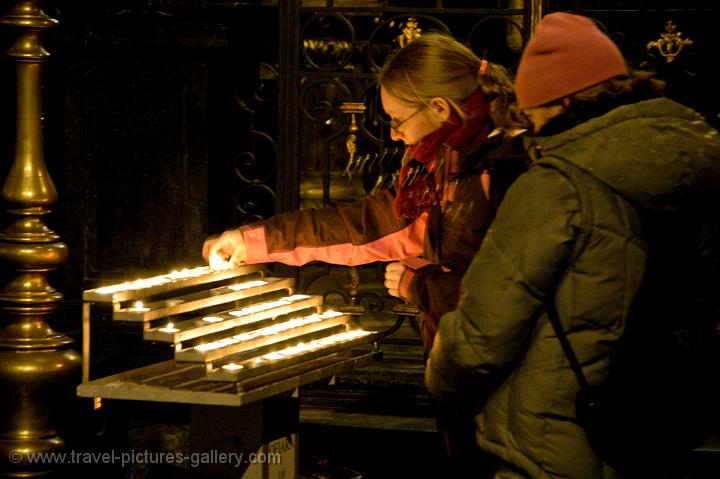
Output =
[
  {"x1": 546, "y1": 300, "x2": 590, "y2": 389},
  {"x1": 536, "y1": 158, "x2": 614, "y2": 387},
  {"x1": 535, "y1": 159, "x2": 597, "y2": 266}
]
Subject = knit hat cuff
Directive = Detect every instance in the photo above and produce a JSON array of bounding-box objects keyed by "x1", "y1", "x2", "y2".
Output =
[{"x1": 516, "y1": 12, "x2": 629, "y2": 109}]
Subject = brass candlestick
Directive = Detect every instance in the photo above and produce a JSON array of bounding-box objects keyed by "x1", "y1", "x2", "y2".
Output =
[{"x1": 0, "y1": 1, "x2": 81, "y2": 476}]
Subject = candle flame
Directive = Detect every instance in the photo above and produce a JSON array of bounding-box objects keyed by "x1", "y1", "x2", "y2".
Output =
[
  {"x1": 202, "y1": 316, "x2": 224, "y2": 323},
  {"x1": 215, "y1": 329, "x2": 373, "y2": 370},
  {"x1": 221, "y1": 363, "x2": 244, "y2": 371},
  {"x1": 158, "y1": 322, "x2": 180, "y2": 333},
  {"x1": 227, "y1": 280, "x2": 268, "y2": 291},
  {"x1": 228, "y1": 294, "x2": 313, "y2": 317},
  {"x1": 209, "y1": 252, "x2": 232, "y2": 271},
  {"x1": 93, "y1": 266, "x2": 212, "y2": 295}
]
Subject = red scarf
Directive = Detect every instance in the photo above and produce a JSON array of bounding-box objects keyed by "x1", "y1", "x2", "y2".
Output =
[{"x1": 393, "y1": 90, "x2": 492, "y2": 218}]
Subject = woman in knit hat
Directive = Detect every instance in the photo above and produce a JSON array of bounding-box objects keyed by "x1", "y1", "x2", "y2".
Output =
[
  {"x1": 426, "y1": 12, "x2": 720, "y2": 478},
  {"x1": 204, "y1": 32, "x2": 529, "y2": 475}
]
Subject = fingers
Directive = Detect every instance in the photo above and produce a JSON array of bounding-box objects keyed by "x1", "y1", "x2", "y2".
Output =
[
  {"x1": 384, "y1": 270, "x2": 400, "y2": 297},
  {"x1": 202, "y1": 236, "x2": 218, "y2": 261},
  {"x1": 203, "y1": 235, "x2": 229, "y2": 262},
  {"x1": 208, "y1": 247, "x2": 232, "y2": 271},
  {"x1": 386, "y1": 262, "x2": 406, "y2": 275},
  {"x1": 203, "y1": 230, "x2": 247, "y2": 268},
  {"x1": 229, "y1": 239, "x2": 248, "y2": 268},
  {"x1": 384, "y1": 274, "x2": 399, "y2": 296},
  {"x1": 384, "y1": 262, "x2": 407, "y2": 298},
  {"x1": 384, "y1": 262, "x2": 407, "y2": 282}
]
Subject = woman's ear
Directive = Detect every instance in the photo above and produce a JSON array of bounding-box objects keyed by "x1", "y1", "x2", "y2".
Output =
[{"x1": 429, "y1": 97, "x2": 452, "y2": 123}]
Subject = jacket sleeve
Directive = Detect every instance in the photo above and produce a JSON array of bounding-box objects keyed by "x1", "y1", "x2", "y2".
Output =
[
  {"x1": 425, "y1": 166, "x2": 580, "y2": 404},
  {"x1": 404, "y1": 264, "x2": 463, "y2": 353},
  {"x1": 241, "y1": 189, "x2": 426, "y2": 266}
]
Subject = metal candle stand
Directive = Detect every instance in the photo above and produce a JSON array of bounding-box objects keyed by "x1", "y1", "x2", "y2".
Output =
[{"x1": 77, "y1": 264, "x2": 382, "y2": 478}]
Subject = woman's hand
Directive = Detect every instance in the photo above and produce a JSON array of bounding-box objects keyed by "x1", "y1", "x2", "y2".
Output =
[
  {"x1": 202, "y1": 230, "x2": 248, "y2": 268},
  {"x1": 384, "y1": 261, "x2": 408, "y2": 298}
]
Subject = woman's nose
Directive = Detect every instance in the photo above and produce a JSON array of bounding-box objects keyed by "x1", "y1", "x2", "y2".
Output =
[{"x1": 390, "y1": 129, "x2": 402, "y2": 142}]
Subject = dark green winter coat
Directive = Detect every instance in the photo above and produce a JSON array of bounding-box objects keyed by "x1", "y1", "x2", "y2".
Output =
[{"x1": 426, "y1": 97, "x2": 720, "y2": 478}]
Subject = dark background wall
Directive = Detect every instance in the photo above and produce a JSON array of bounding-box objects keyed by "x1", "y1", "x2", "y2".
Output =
[{"x1": 44, "y1": 1, "x2": 279, "y2": 293}]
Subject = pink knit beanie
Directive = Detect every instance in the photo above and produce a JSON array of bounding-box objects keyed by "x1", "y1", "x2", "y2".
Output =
[{"x1": 515, "y1": 12, "x2": 629, "y2": 109}]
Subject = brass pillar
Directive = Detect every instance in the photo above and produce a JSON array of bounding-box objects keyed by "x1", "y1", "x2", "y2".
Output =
[
  {"x1": 528, "y1": 0, "x2": 544, "y2": 33},
  {"x1": 0, "y1": 1, "x2": 81, "y2": 477}
]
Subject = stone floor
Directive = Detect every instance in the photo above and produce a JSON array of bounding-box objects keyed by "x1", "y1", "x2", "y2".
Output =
[{"x1": 297, "y1": 336, "x2": 443, "y2": 479}]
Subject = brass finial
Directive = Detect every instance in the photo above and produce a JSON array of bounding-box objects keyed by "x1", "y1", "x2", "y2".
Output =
[
  {"x1": 340, "y1": 102, "x2": 367, "y2": 178},
  {"x1": 647, "y1": 21, "x2": 693, "y2": 64},
  {"x1": 397, "y1": 17, "x2": 422, "y2": 48}
]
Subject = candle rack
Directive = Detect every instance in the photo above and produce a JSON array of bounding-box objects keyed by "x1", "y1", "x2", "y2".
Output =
[{"x1": 77, "y1": 264, "x2": 381, "y2": 407}]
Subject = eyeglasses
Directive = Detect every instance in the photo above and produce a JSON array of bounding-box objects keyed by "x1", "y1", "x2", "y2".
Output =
[{"x1": 388, "y1": 105, "x2": 426, "y2": 132}]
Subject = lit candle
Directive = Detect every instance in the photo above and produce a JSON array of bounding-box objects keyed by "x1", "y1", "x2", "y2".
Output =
[
  {"x1": 228, "y1": 298, "x2": 290, "y2": 316},
  {"x1": 202, "y1": 316, "x2": 224, "y2": 323},
  {"x1": 194, "y1": 342, "x2": 224, "y2": 351},
  {"x1": 92, "y1": 266, "x2": 214, "y2": 295},
  {"x1": 209, "y1": 252, "x2": 232, "y2": 271},
  {"x1": 158, "y1": 322, "x2": 180, "y2": 333},
  {"x1": 128, "y1": 301, "x2": 150, "y2": 312},
  {"x1": 263, "y1": 352, "x2": 285, "y2": 361},
  {"x1": 222, "y1": 363, "x2": 244, "y2": 371},
  {"x1": 193, "y1": 341, "x2": 223, "y2": 351},
  {"x1": 285, "y1": 294, "x2": 311, "y2": 302},
  {"x1": 227, "y1": 280, "x2": 268, "y2": 291}
]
